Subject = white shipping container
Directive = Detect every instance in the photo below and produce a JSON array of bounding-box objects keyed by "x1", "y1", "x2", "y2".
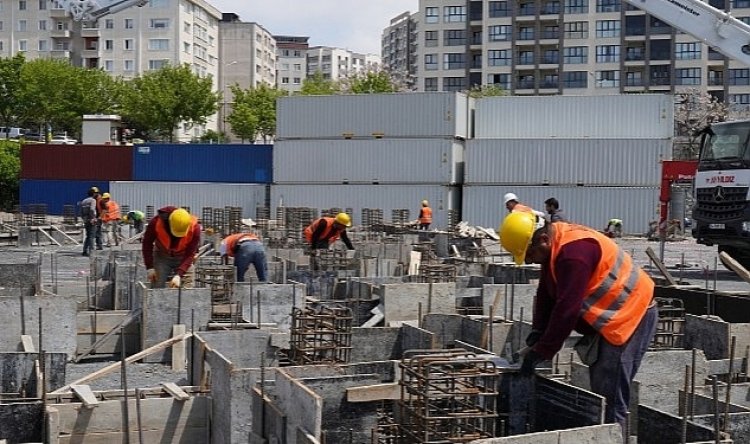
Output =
[
  {"x1": 274, "y1": 139, "x2": 464, "y2": 184},
  {"x1": 271, "y1": 184, "x2": 460, "y2": 228},
  {"x1": 276, "y1": 92, "x2": 471, "y2": 140},
  {"x1": 474, "y1": 94, "x2": 674, "y2": 139},
  {"x1": 462, "y1": 185, "x2": 659, "y2": 235},
  {"x1": 465, "y1": 138, "x2": 671, "y2": 186},
  {"x1": 109, "y1": 181, "x2": 267, "y2": 218}
]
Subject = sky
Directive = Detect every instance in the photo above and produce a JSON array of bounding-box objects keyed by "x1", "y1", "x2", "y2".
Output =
[{"x1": 206, "y1": 0, "x2": 419, "y2": 55}]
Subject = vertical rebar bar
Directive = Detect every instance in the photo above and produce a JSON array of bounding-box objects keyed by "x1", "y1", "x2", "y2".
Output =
[
  {"x1": 135, "y1": 388, "x2": 144, "y2": 444},
  {"x1": 712, "y1": 376, "x2": 720, "y2": 444},
  {"x1": 682, "y1": 365, "x2": 690, "y2": 444},
  {"x1": 691, "y1": 348, "x2": 697, "y2": 420},
  {"x1": 121, "y1": 327, "x2": 130, "y2": 444},
  {"x1": 257, "y1": 290, "x2": 262, "y2": 328},
  {"x1": 724, "y1": 336, "x2": 736, "y2": 431}
]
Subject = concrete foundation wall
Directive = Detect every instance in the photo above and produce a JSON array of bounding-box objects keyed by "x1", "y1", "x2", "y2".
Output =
[
  {"x1": 380, "y1": 283, "x2": 455, "y2": 325},
  {"x1": 350, "y1": 327, "x2": 401, "y2": 362},
  {"x1": 76, "y1": 310, "x2": 140, "y2": 356},
  {"x1": 0, "y1": 402, "x2": 43, "y2": 443},
  {"x1": 0, "y1": 352, "x2": 66, "y2": 394},
  {"x1": 482, "y1": 284, "x2": 537, "y2": 320},
  {"x1": 197, "y1": 330, "x2": 277, "y2": 368},
  {"x1": 235, "y1": 282, "x2": 307, "y2": 332},
  {"x1": 0, "y1": 262, "x2": 39, "y2": 296},
  {"x1": 471, "y1": 424, "x2": 622, "y2": 443},
  {"x1": 535, "y1": 377, "x2": 605, "y2": 431},
  {"x1": 637, "y1": 405, "x2": 719, "y2": 444},
  {"x1": 0, "y1": 294, "x2": 77, "y2": 358},
  {"x1": 634, "y1": 349, "x2": 710, "y2": 415},
  {"x1": 276, "y1": 369, "x2": 322, "y2": 442},
  {"x1": 401, "y1": 324, "x2": 435, "y2": 352}
]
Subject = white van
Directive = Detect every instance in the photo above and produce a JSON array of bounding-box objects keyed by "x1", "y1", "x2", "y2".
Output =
[{"x1": 0, "y1": 127, "x2": 27, "y2": 139}]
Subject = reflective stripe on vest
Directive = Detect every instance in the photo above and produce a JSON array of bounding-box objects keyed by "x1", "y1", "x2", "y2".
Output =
[
  {"x1": 303, "y1": 217, "x2": 341, "y2": 243},
  {"x1": 154, "y1": 214, "x2": 198, "y2": 256},
  {"x1": 224, "y1": 233, "x2": 260, "y2": 257},
  {"x1": 419, "y1": 207, "x2": 433, "y2": 224},
  {"x1": 549, "y1": 223, "x2": 654, "y2": 345}
]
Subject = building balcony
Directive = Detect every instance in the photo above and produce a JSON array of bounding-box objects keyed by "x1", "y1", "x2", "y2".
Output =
[
  {"x1": 708, "y1": 78, "x2": 725, "y2": 86},
  {"x1": 539, "y1": 81, "x2": 559, "y2": 89},
  {"x1": 516, "y1": 81, "x2": 536, "y2": 90},
  {"x1": 624, "y1": 78, "x2": 644, "y2": 87},
  {"x1": 50, "y1": 8, "x2": 68, "y2": 18},
  {"x1": 82, "y1": 48, "x2": 99, "y2": 58},
  {"x1": 50, "y1": 29, "x2": 72, "y2": 38},
  {"x1": 81, "y1": 28, "x2": 100, "y2": 38},
  {"x1": 50, "y1": 50, "x2": 71, "y2": 59}
]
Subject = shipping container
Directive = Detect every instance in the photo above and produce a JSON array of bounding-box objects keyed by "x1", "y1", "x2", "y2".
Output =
[
  {"x1": 462, "y1": 185, "x2": 659, "y2": 235},
  {"x1": 273, "y1": 139, "x2": 464, "y2": 184},
  {"x1": 109, "y1": 181, "x2": 268, "y2": 218},
  {"x1": 276, "y1": 92, "x2": 471, "y2": 140},
  {"x1": 474, "y1": 95, "x2": 674, "y2": 139},
  {"x1": 20, "y1": 179, "x2": 110, "y2": 215},
  {"x1": 465, "y1": 138, "x2": 671, "y2": 186},
  {"x1": 21, "y1": 144, "x2": 133, "y2": 181},
  {"x1": 132, "y1": 144, "x2": 272, "y2": 183},
  {"x1": 270, "y1": 184, "x2": 460, "y2": 228}
]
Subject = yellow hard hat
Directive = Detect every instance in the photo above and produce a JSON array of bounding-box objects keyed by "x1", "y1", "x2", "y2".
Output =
[
  {"x1": 334, "y1": 212, "x2": 352, "y2": 227},
  {"x1": 421, "y1": 200, "x2": 429, "y2": 207},
  {"x1": 89, "y1": 186, "x2": 100, "y2": 193},
  {"x1": 101, "y1": 192, "x2": 111, "y2": 199},
  {"x1": 121, "y1": 215, "x2": 129, "y2": 222},
  {"x1": 169, "y1": 208, "x2": 192, "y2": 237},
  {"x1": 499, "y1": 211, "x2": 538, "y2": 265}
]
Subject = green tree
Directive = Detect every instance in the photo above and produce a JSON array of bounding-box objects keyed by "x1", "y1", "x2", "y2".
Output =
[
  {"x1": 16, "y1": 59, "x2": 79, "y2": 139},
  {"x1": 228, "y1": 83, "x2": 285, "y2": 142},
  {"x1": 120, "y1": 64, "x2": 219, "y2": 142},
  {"x1": 0, "y1": 54, "x2": 26, "y2": 128},
  {"x1": 300, "y1": 71, "x2": 340, "y2": 95},
  {"x1": 674, "y1": 88, "x2": 728, "y2": 159},
  {"x1": 226, "y1": 102, "x2": 260, "y2": 143},
  {"x1": 343, "y1": 70, "x2": 397, "y2": 94},
  {"x1": 0, "y1": 140, "x2": 20, "y2": 210},
  {"x1": 467, "y1": 84, "x2": 507, "y2": 98},
  {"x1": 198, "y1": 129, "x2": 227, "y2": 143}
]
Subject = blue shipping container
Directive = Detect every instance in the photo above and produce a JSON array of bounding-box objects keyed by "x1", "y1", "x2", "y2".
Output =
[
  {"x1": 20, "y1": 179, "x2": 110, "y2": 215},
  {"x1": 132, "y1": 144, "x2": 272, "y2": 183}
]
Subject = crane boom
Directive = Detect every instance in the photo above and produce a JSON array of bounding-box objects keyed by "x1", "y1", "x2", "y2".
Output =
[
  {"x1": 53, "y1": 0, "x2": 149, "y2": 22},
  {"x1": 622, "y1": 0, "x2": 750, "y2": 65}
]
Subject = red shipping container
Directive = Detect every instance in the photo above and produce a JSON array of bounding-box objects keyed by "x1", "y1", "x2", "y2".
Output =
[{"x1": 21, "y1": 144, "x2": 133, "y2": 181}]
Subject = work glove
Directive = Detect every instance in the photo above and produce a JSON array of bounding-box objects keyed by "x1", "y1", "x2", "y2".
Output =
[
  {"x1": 169, "y1": 275, "x2": 181, "y2": 289},
  {"x1": 525, "y1": 330, "x2": 543, "y2": 347},
  {"x1": 520, "y1": 349, "x2": 543, "y2": 377},
  {"x1": 146, "y1": 268, "x2": 157, "y2": 282}
]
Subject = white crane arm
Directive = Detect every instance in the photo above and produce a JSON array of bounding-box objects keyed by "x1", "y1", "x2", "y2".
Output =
[{"x1": 53, "y1": 0, "x2": 149, "y2": 22}]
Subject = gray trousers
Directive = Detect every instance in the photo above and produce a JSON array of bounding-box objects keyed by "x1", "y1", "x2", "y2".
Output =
[{"x1": 151, "y1": 251, "x2": 184, "y2": 289}]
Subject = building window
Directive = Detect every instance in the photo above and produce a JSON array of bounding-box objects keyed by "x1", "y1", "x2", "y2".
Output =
[
  {"x1": 38, "y1": 20, "x2": 46, "y2": 30},
  {"x1": 625, "y1": 71, "x2": 643, "y2": 86},
  {"x1": 729, "y1": 94, "x2": 750, "y2": 104},
  {"x1": 149, "y1": 59, "x2": 168, "y2": 70},
  {"x1": 124, "y1": 39, "x2": 134, "y2": 50},
  {"x1": 281, "y1": 77, "x2": 289, "y2": 84},
  {"x1": 183, "y1": 42, "x2": 190, "y2": 53},
  {"x1": 444, "y1": 29, "x2": 466, "y2": 46},
  {"x1": 489, "y1": 1, "x2": 510, "y2": 17},
  {"x1": 37, "y1": 39, "x2": 47, "y2": 51},
  {"x1": 732, "y1": 0, "x2": 750, "y2": 7},
  {"x1": 148, "y1": 39, "x2": 169, "y2": 51},
  {"x1": 425, "y1": 30, "x2": 438, "y2": 47},
  {"x1": 105, "y1": 19, "x2": 114, "y2": 29},
  {"x1": 563, "y1": 46, "x2": 588, "y2": 63},
  {"x1": 595, "y1": 20, "x2": 620, "y2": 37},
  {"x1": 293, "y1": 77, "x2": 301, "y2": 84},
  {"x1": 488, "y1": 49, "x2": 511, "y2": 66},
  {"x1": 39, "y1": 0, "x2": 46, "y2": 9},
  {"x1": 518, "y1": 26, "x2": 535, "y2": 40},
  {"x1": 563, "y1": 71, "x2": 587, "y2": 87},
  {"x1": 124, "y1": 19, "x2": 134, "y2": 29},
  {"x1": 0, "y1": 22, "x2": 3, "y2": 32},
  {"x1": 105, "y1": 40, "x2": 113, "y2": 50},
  {"x1": 18, "y1": 40, "x2": 27, "y2": 52},
  {"x1": 488, "y1": 73, "x2": 511, "y2": 89},
  {"x1": 729, "y1": 69, "x2": 750, "y2": 85},
  {"x1": 149, "y1": 18, "x2": 169, "y2": 29},
  {"x1": 596, "y1": 0, "x2": 620, "y2": 12},
  {"x1": 488, "y1": 25, "x2": 512, "y2": 41},
  {"x1": 17, "y1": 20, "x2": 27, "y2": 32},
  {"x1": 517, "y1": 50, "x2": 535, "y2": 65},
  {"x1": 675, "y1": 68, "x2": 701, "y2": 85},
  {"x1": 443, "y1": 77, "x2": 466, "y2": 91},
  {"x1": 425, "y1": 7, "x2": 439, "y2": 23},
  {"x1": 104, "y1": 60, "x2": 114, "y2": 71},
  {"x1": 444, "y1": 6, "x2": 467, "y2": 23},
  {"x1": 294, "y1": 63, "x2": 302, "y2": 70},
  {"x1": 675, "y1": 42, "x2": 701, "y2": 60},
  {"x1": 564, "y1": 21, "x2": 588, "y2": 38},
  {"x1": 0, "y1": 42, "x2": 4, "y2": 52},
  {"x1": 425, "y1": 54, "x2": 438, "y2": 70},
  {"x1": 56, "y1": 21, "x2": 67, "y2": 31},
  {"x1": 564, "y1": 0, "x2": 588, "y2": 14},
  {"x1": 425, "y1": 77, "x2": 438, "y2": 91},
  {"x1": 650, "y1": 65, "x2": 671, "y2": 85},
  {"x1": 18, "y1": 0, "x2": 26, "y2": 10},
  {"x1": 443, "y1": 53, "x2": 466, "y2": 69},
  {"x1": 516, "y1": 75, "x2": 535, "y2": 89},
  {"x1": 596, "y1": 45, "x2": 620, "y2": 62},
  {"x1": 595, "y1": 70, "x2": 620, "y2": 87}
]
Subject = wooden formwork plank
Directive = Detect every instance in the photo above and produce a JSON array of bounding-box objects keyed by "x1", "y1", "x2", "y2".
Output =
[{"x1": 71, "y1": 385, "x2": 99, "y2": 408}]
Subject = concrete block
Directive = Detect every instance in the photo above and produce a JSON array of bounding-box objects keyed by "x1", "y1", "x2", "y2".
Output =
[
  {"x1": 693, "y1": 412, "x2": 750, "y2": 443},
  {"x1": 197, "y1": 330, "x2": 278, "y2": 368},
  {"x1": 558, "y1": 424, "x2": 623, "y2": 443},
  {"x1": 637, "y1": 405, "x2": 717, "y2": 444},
  {"x1": 276, "y1": 368, "x2": 322, "y2": 443},
  {"x1": 0, "y1": 352, "x2": 67, "y2": 394},
  {"x1": 535, "y1": 377, "x2": 605, "y2": 431},
  {"x1": 76, "y1": 310, "x2": 140, "y2": 356},
  {"x1": 469, "y1": 431, "x2": 559, "y2": 443},
  {"x1": 422, "y1": 314, "x2": 464, "y2": 349},
  {"x1": 0, "y1": 294, "x2": 77, "y2": 358},
  {"x1": 634, "y1": 349, "x2": 710, "y2": 414},
  {"x1": 380, "y1": 283, "x2": 455, "y2": 324},
  {"x1": 685, "y1": 314, "x2": 730, "y2": 360},
  {"x1": 0, "y1": 262, "x2": 39, "y2": 295},
  {"x1": 482, "y1": 284, "x2": 536, "y2": 320},
  {"x1": 401, "y1": 324, "x2": 434, "y2": 352},
  {"x1": 0, "y1": 402, "x2": 43, "y2": 443},
  {"x1": 351, "y1": 327, "x2": 401, "y2": 362},
  {"x1": 235, "y1": 282, "x2": 306, "y2": 332}
]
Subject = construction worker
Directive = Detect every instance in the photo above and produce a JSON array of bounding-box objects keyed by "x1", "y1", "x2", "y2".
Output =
[
  {"x1": 80, "y1": 187, "x2": 98, "y2": 256},
  {"x1": 142, "y1": 207, "x2": 201, "y2": 289},
  {"x1": 304, "y1": 212, "x2": 354, "y2": 250},
  {"x1": 122, "y1": 210, "x2": 145, "y2": 234},
  {"x1": 544, "y1": 197, "x2": 567, "y2": 223},
  {"x1": 418, "y1": 200, "x2": 433, "y2": 230},
  {"x1": 604, "y1": 218, "x2": 623, "y2": 238},
  {"x1": 92, "y1": 187, "x2": 104, "y2": 250},
  {"x1": 220, "y1": 219, "x2": 267, "y2": 282},
  {"x1": 499, "y1": 211, "x2": 657, "y2": 431},
  {"x1": 504, "y1": 193, "x2": 545, "y2": 219},
  {"x1": 99, "y1": 193, "x2": 121, "y2": 247}
]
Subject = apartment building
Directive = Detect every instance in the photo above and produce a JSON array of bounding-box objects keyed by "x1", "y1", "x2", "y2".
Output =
[
  {"x1": 306, "y1": 46, "x2": 381, "y2": 81},
  {"x1": 381, "y1": 11, "x2": 418, "y2": 90},
  {"x1": 413, "y1": 0, "x2": 750, "y2": 104},
  {"x1": 275, "y1": 35, "x2": 309, "y2": 94}
]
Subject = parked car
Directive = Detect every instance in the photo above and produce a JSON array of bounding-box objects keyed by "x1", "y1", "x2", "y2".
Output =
[
  {"x1": 0, "y1": 127, "x2": 27, "y2": 139},
  {"x1": 49, "y1": 135, "x2": 78, "y2": 145}
]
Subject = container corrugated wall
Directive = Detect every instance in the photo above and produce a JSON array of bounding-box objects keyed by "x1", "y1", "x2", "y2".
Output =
[
  {"x1": 109, "y1": 181, "x2": 268, "y2": 218},
  {"x1": 474, "y1": 95, "x2": 674, "y2": 139},
  {"x1": 21, "y1": 144, "x2": 133, "y2": 180},
  {"x1": 465, "y1": 139, "x2": 671, "y2": 186},
  {"x1": 276, "y1": 92, "x2": 470, "y2": 140},
  {"x1": 273, "y1": 139, "x2": 464, "y2": 184},
  {"x1": 132, "y1": 144, "x2": 272, "y2": 183},
  {"x1": 462, "y1": 185, "x2": 659, "y2": 234},
  {"x1": 270, "y1": 184, "x2": 460, "y2": 228},
  {"x1": 20, "y1": 179, "x2": 110, "y2": 215}
]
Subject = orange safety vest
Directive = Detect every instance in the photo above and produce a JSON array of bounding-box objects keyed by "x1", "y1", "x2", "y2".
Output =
[
  {"x1": 549, "y1": 223, "x2": 654, "y2": 346},
  {"x1": 101, "y1": 200, "x2": 121, "y2": 222},
  {"x1": 303, "y1": 217, "x2": 342, "y2": 244},
  {"x1": 223, "y1": 233, "x2": 260, "y2": 257},
  {"x1": 419, "y1": 207, "x2": 433, "y2": 224},
  {"x1": 154, "y1": 214, "x2": 199, "y2": 256},
  {"x1": 95, "y1": 196, "x2": 105, "y2": 218}
]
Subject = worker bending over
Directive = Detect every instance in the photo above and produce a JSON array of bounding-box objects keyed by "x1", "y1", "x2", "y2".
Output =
[
  {"x1": 418, "y1": 200, "x2": 432, "y2": 230},
  {"x1": 220, "y1": 219, "x2": 267, "y2": 282},
  {"x1": 122, "y1": 210, "x2": 145, "y2": 234},
  {"x1": 304, "y1": 212, "x2": 354, "y2": 250},
  {"x1": 499, "y1": 212, "x2": 657, "y2": 432},
  {"x1": 604, "y1": 218, "x2": 623, "y2": 238},
  {"x1": 142, "y1": 207, "x2": 201, "y2": 288},
  {"x1": 504, "y1": 192, "x2": 546, "y2": 219}
]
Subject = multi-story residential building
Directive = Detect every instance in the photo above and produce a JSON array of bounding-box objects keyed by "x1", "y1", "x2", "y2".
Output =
[
  {"x1": 382, "y1": 11, "x2": 418, "y2": 90},
  {"x1": 0, "y1": 0, "x2": 222, "y2": 141},
  {"x1": 306, "y1": 46, "x2": 381, "y2": 81},
  {"x1": 413, "y1": 0, "x2": 750, "y2": 105},
  {"x1": 275, "y1": 35, "x2": 309, "y2": 94}
]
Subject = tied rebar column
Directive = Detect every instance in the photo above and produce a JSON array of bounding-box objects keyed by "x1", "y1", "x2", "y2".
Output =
[
  {"x1": 228, "y1": 206, "x2": 243, "y2": 234},
  {"x1": 418, "y1": 264, "x2": 457, "y2": 283},
  {"x1": 651, "y1": 298, "x2": 686, "y2": 349},
  {"x1": 213, "y1": 208, "x2": 226, "y2": 237},
  {"x1": 145, "y1": 206, "x2": 155, "y2": 221},
  {"x1": 194, "y1": 265, "x2": 236, "y2": 319},
  {"x1": 62, "y1": 205, "x2": 76, "y2": 225},
  {"x1": 201, "y1": 207, "x2": 214, "y2": 233},
  {"x1": 289, "y1": 304, "x2": 353, "y2": 365}
]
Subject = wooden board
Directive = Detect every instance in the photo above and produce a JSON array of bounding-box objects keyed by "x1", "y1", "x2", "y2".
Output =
[{"x1": 346, "y1": 382, "x2": 400, "y2": 402}]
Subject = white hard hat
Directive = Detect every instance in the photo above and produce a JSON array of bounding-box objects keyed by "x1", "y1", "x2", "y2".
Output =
[
  {"x1": 503, "y1": 193, "x2": 519, "y2": 204},
  {"x1": 241, "y1": 218, "x2": 257, "y2": 227}
]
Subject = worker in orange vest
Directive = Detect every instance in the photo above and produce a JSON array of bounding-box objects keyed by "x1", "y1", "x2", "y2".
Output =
[
  {"x1": 499, "y1": 212, "x2": 656, "y2": 432},
  {"x1": 418, "y1": 200, "x2": 432, "y2": 230},
  {"x1": 220, "y1": 218, "x2": 267, "y2": 282},
  {"x1": 142, "y1": 207, "x2": 201, "y2": 288},
  {"x1": 99, "y1": 193, "x2": 121, "y2": 247},
  {"x1": 304, "y1": 212, "x2": 354, "y2": 250}
]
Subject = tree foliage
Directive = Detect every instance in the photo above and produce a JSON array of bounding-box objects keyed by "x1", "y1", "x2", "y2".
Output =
[
  {"x1": 300, "y1": 71, "x2": 340, "y2": 95},
  {"x1": 0, "y1": 54, "x2": 26, "y2": 128},
  {"x1": 467, "y1": 84, "x2": 508, "y2": 98},
  {"x1": 0, "y1": 140, "x2": 20, "y2": 210},
  {"x1": 343, "y1": 70, "x2": 397, "y2": 94},
  {"x1": 120, "y1": 64, "x2": 219, "y2": 142},
  {"x1": 227, "y1": 83, "x2": 285, "y2": 142},
  {"x1": 674, "y1": 88, "x2": 728, "y2": 158}
]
